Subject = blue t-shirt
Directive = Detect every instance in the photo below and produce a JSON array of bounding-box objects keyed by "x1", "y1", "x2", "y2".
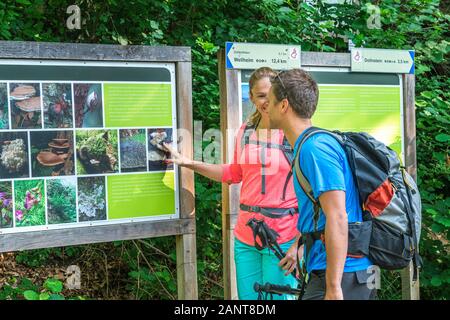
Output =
[{"x1": 293, "y1": 130, "x2": 372, "y2": 273}]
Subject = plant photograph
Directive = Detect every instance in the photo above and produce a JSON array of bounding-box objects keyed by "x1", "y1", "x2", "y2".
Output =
[
  {"x1": 77, "y1": 176, "x2": 106, "y2": 222},
  {"x1": 76, "y1": 129, "x2": 118, "y2": 175},
  {"x1": 74, "y1": 83, "x2": 103, "y2": 128},
  {"x1": 42, "y1": 83, "x2": 73, "y2": 129},
  {"x1": 0, "y1": 83, "x2": 9, "y2": 129},
  {"x1": 119, "y1": 129, "x2": 146, "y2": 173},
  {"x1": 0, "y1": 181, "x2": 13, "y2": 229},
  {"x1": 14, "y1": 179, "x2": 45, "y2": 227},
  {"x1": 47, "y1": 177, "x2": 77, "y2": 225}
]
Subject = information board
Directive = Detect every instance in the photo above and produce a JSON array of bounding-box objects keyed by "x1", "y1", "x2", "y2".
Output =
[{"x1": 0, "y1": 60, "x2": 179, "y2": 234}]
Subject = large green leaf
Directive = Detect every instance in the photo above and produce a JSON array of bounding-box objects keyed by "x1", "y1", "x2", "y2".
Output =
[
  {"x1": 435, "y1": 133, "x2": 450, "y2": 142},
  {"x1": 44, "y1": 279, "x2": 63, "y2": 294},
  {"x1": 23, "y1": 290, "x2": 39, "y2": 300}
]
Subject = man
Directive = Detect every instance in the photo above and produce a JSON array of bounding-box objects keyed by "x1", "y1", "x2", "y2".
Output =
[{"x1": 270, "y1": 69, "x2": 375, "y2": 300}]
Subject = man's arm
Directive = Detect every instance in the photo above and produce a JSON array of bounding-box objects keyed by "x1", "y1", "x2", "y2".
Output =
[{"x1": 319, "y1": 190, "x2": 348, "y2": 300}]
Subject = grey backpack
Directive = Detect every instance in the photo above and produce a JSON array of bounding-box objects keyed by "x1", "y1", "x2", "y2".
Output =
[{"x1": 293, "y1": 127, "x2": 422, "y2": 279}]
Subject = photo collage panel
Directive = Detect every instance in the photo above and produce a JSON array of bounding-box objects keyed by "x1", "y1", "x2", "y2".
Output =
[{"x1": 0, "y1": 81, "x2": 175, "y2": 230}]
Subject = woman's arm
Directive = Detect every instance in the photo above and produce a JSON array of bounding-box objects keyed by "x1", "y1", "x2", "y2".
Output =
[{"x1": 163, "y1": 142, "x2": 224, "y2": 182}]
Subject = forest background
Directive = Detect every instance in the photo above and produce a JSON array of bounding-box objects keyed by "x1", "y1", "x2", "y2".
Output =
[{"x1": 0, "y1": 0, "x2": 448, "y2": 300}]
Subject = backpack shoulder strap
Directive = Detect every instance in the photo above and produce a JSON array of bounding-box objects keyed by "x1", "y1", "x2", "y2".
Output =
[
  {"x1": 240, "y1": 120, "x2": 257, "y2": 151},
  {"x1": 293, "y1": 127, "x2": 343, "y2": 231},
  {"x1": 281, "y1": 135, "x2": 294, "y2": 165}
]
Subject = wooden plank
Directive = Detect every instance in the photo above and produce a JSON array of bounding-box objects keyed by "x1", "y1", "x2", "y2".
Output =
[
  {"x1": 0, "y1": 41, "x2": 191, "y2": 62},
  {"x1": 175, "y1": 60, "x2": 198, "y2": 299},
  {"x1": 176, "y1": 61, "x2": 195, "y2": 218},
  {"x1": 401, "y1": 73, "x2": 420, "y2": 300},
  {"x1": 0, "y1": 218, "x2": 195, "y2": 253},
  {"x1": 302, "y1": 52, "x2": 350, "y2": 68},
  {"x1": 403, "y1": 74, "x2": 418, "y2": 180},
  {"x1": 218, "y1": 49, "x2": 240, "y2": 300},
  {"x1": 176, "y1": 233, "x2": 198, "y2": 299}
]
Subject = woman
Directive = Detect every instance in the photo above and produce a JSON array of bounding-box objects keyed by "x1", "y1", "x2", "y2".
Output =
[{"x1": 164, "y1": 67, "x2": 300, "y2": 300}]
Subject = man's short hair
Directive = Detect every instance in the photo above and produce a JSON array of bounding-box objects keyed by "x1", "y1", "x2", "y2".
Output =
[{"x1": 270, "y1": 69, "x2": 319, "y2": 119}]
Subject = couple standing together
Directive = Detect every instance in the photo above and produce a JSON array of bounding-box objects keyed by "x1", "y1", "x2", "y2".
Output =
[{"x1": 164, "y1": 67, "x2": 376, "y2": 300}]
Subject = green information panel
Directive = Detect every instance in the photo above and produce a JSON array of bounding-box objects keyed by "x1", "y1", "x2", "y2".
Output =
[
  {"x1": 240, "y1": 70, "x2": 403, "y2": 157},
  {"x1": 314, "y1": 85, "x2": 402, "y2": 154},
  {"x1": 104, "y1": 83, "x2": 173, "y2": 127},
  {"x1": 0, "y1": 61, "x2": 178, "y2": 234},
  {"x1": 107, "y1": 172, "x2": 175, "y2": 219}
]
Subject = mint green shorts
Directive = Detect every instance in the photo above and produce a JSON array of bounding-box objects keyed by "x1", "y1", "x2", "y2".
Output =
[{"x1": 234, "y1": 238, "x2": 298, "y2": 300}]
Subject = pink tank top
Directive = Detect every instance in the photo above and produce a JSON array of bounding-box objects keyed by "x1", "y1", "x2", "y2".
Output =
[{"x1": 222, "y1": 122, "x2": 299, "y2": 246}]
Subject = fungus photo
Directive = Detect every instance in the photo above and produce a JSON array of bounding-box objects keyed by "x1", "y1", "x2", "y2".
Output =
[
  {"x1": 77, "y1": 176, "x2": 106, "y2": 222},
  {"x1": 0, "y1": 83, "x2": 9, "y2": 129},
  {"x1": 147, "y1": 128, "x2": 173, "y2": 171},
  {"x1": 0, "y1": 131, "x2": 30, "y2": 179},
  {"x1": 30, "y1": 130, "x2": 75, "y2": 177},
  {"x1": 43, "y1": 83, "x2": 73, "y2": 128},
  {"x1": 74, "y1": 83, "x2": 103, "y2": 128},
  {"x1": 14, "y1": 179, "x2": 46, "y2": 227},
  {"x1": 75, "y1": 129, "x2": 118, "y2": 174},
  {"x1": 119, "y1": 129, "x2": 147, "y2": 173},
  {"x1": 9, "y1": 83, "x2": 42, "y2": 129}
]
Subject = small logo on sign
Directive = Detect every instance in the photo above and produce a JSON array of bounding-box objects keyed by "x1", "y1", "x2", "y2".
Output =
[
  {"x1": 290, "y1": 48, "x2": 298, "y2": 60},
  {"x1": 353, "y1": 50, "x2": 362, "y2": 63}
]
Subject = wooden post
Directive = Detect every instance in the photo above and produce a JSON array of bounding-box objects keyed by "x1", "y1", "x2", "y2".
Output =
[
  {"x1": 401, "y1": 73, "x2": 420, "y2": 300},
  {"x1": 175, "y1": 61, "x2": 198, "y2": 300},
  {"x1": 218, "y1": 50, "x2": 239, "y2": 300}
]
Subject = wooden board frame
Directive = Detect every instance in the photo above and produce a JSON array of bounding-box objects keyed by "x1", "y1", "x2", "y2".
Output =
[
  {"x1": 0, "y1": 41, "x2": 197, "y2": 300},
  {"x1": 218, "y1": 49, "x2": 419, "y2": 300}
]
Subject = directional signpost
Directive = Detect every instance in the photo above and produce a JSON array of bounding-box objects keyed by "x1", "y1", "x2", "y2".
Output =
[
  {"x1": 225, "y1": 42, "x2": 301, "y2": 70},
  {"x1": 351, "y1": 48, "x2": 415, "y2": 74}
]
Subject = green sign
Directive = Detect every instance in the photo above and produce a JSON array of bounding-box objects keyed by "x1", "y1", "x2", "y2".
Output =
[
  {"x1": 0, "y1": 60, "x2": 178, "y2": 233},
  {"x1": 351, "y1": 48, "x2": 415, "y2": 74},
  {"x1": 226, "y1": 42, "x2": 301, "y2": 70}
]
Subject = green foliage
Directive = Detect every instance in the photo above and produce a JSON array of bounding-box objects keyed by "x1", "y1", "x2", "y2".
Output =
[
  {"x1": 76, "y1": 130, "x2": 118, "y2": 173},
  {"x1": 0, "y1": 0, "x2": 447, "y2": 300},
  {"x1": 0, "y1": 277, "x2": 38, "y2": 300},
  {"x1": 415, "y1": 76, "x2": 450, "y2": 300},
  {"x1": 84, "y1": 134, "x2": 108, "y2": 159},
  {"x1": 22, "y1": 278, "x2": 85, "y2": 300},
  {"x1": 47, "y1": 178, "x2": 77, "y2": 224},
  {"x1": 0, "y1": 276, "x2": 85, "y2": 300}
]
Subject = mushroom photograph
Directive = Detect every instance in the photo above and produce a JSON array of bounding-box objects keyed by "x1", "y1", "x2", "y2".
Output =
[
  {"x1": 119, "y1": 129, "x2": 147, "y2": 173},
  {"x1": 0, "y1": 132, "x2": 30, "y2": 179},
  {"x1": 43, "y1": 83, "x2": 73, "y2": 128},
  {"x1": 0, "y1": 181, "x2": 13, "y2": 229},
  {"x1": 47, "y1": 177, "x2": 77, "y2": 225},
  {"x1": 9, "y1": 83, "x2": 42, "y2": 129},
  {"x1": 74, "y1": 83, "x2": 103, "y2": 128},
  {"x1": 14, "y1": 179, "x2": 46, "y2": 227},
  {"x1": 78, "y1": 176, "x2": 106, "y2": 222},
  {"x1": 147, "y1": 128, "x2": 173, "y2": 171},
  {"x1": 0, "y1": 83, "x2": 9, "y2": 129},
  {"x1": 30, "y1": 130, "x2": 75, "y2": 177},
  {"x1": 76, "y1": 129, "x2": 118, "y2": 175}
]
